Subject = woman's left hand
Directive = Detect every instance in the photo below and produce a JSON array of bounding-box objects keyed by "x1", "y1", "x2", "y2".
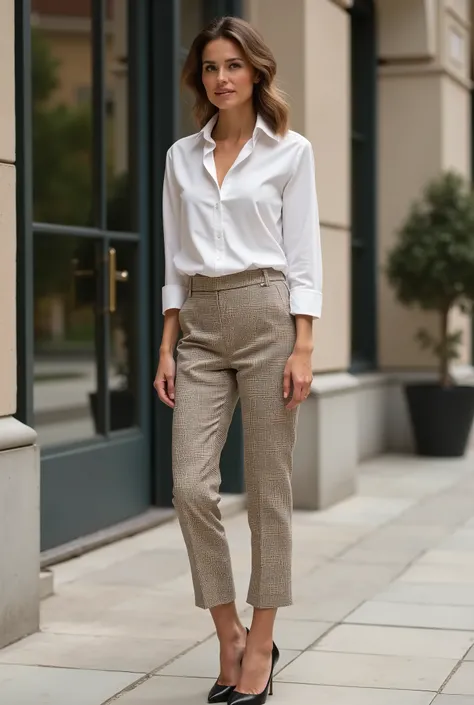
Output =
[{"x1": 283, "y1": 347, "x2": 313, "y2": 410}]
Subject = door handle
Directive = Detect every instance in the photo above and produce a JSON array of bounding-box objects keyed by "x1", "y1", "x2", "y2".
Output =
[{"x1": 108, "y1": 247, "x2": 129, "y2": 313}]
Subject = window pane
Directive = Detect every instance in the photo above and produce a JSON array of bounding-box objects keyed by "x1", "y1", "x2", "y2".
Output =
[
  {"x1": 106, "y1": 0, "x2": 135, "y2": 232},
  {"x1": 181, "y1": 0, "x2": 204, "y2": 48},
  {"x1": 108, "y1": 240, "x2": 138, "y2": 431},
  {"x1": 34, "y1": 234, "x2": 99, "y2": 446},
  {"x1": 31, "y1": 1, "x2": 93, "y2": 227},
  {"x1": 180, "y1": 0, "x2": 205, "y2": 138}
]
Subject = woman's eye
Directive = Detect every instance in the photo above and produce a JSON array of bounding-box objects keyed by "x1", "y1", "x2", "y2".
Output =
[{"x1": 230, "y1": 63, "x2": 241, "y2": 69}]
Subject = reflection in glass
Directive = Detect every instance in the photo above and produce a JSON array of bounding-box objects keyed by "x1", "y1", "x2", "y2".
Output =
[
  {"x1": 180, "y1": 0, "x2": 205, "y2": 138},
  {"x1": 181, "y1": 0, "x2": 204, "y2": 48},
  {"x1": 107, "y1": 0, "x2": 134, "y2": 231},
  {"x1": 108, "y1": 241, "x2": 138, "y2": 431},
  {"x1": 31, "y1": 1, "x2": 93, "y2": 226},
  {"x1": 34, "y1": 235, "x2": 99, "y2": 446}
]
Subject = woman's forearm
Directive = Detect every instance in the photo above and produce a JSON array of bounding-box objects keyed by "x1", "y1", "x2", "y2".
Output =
[
  {"x1": 160, "y1": 309, "x2": 181, "y2": 355},
  {"x1": 293, "y1": 314, "x2": 314, "y2": 354}
]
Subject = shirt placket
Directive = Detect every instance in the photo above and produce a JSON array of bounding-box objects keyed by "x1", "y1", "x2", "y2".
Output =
[
  {"x1": 207, "y1": 138, "x2": 255, "y2": 272},
  {"x1": 214, "y1": 193, "x2": 224, "y2": 270}
]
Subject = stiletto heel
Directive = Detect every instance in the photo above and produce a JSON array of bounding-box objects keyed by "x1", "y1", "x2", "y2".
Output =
[
  {"x1": 208, "y1": 627, "x2": 249, "y2": 703},
  {"x1": 228, "y1": 641, "x2": 279, "y2": 705}
]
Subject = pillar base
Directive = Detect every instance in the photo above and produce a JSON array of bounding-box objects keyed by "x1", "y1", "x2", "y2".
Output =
[
  {"x1": 0, "y1": 417, "x2": 40, "y2": 649},
  {"x1": 292, "y1": 373, "x2": 359, "y2": 510}
]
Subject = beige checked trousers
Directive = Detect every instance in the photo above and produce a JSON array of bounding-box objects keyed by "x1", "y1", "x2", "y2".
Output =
[{"x1": 172, "y1": 268, "x2": 298, "y2": 610}]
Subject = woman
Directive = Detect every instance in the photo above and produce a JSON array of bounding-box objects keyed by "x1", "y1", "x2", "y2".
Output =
[{"x1": 154, "y1": 15, "x2": 322, "y2": 705}]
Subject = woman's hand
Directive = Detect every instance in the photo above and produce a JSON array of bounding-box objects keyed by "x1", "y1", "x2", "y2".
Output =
[
  {"x1": 154, "y1": 351, "x2": 176, "y2": 408},
  {"x1": 283, "y1": 346, "x2": 313, "y2": 410}
]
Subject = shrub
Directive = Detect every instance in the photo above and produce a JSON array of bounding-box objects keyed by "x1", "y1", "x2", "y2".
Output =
[{"x1": 386, "y1": 171, "x2": 474, "y2": 387}]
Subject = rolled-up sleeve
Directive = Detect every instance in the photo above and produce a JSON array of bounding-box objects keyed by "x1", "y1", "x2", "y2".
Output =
[
  {"x1": 282, "y1": 139, "x2": 323, "y2": 318},
  {"x1": 162, "y1": 148, "x2": 188, "y2": 313}
]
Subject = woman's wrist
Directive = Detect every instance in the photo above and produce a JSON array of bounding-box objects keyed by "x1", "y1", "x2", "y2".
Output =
[
  {"x1": 293, "y1": 342, "x2": 313, "y2": 355},
  {"x1": 293, "y1": 314, "x2": 314, "y2": 355},
  {"x1": 159, "y1": 344, "x2": 175, "y2": 356},
  {"x1": 160, "y1": 309, "x2": 180, "y2": 357}
]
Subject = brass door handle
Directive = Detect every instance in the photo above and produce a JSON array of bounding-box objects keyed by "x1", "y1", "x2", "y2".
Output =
[{"x1": 109, "y1": 247, "x2": 129, "y2": 313}]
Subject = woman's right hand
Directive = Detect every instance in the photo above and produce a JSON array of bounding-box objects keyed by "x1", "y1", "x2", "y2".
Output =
[{"x1": 154, "y1": 351, "x2": 176, "y2": 408}]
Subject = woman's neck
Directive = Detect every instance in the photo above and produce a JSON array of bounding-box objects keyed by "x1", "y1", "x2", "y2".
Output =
[{"x1": 212, "y1": 104, "x2": 257, "y2": 143}]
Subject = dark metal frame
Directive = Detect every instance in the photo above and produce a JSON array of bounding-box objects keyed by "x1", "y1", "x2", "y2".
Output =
[
  {"x1": 471, "y1": 78, "x2": 474, "y2": 364},
  {"x1": 17, "y1": 0, "x2": 149, "y2": 438},
  {"x1": 15, "y1": 0, "x2": 34, "y2": 425},
  {"x1": 149, "y1": 0, "x2": 181, "y2": 507},
  {"x1": 16, "y1": 0, "x2": 152, "y2": 549},
  {"x1": 349, "y1": 0, "x2": 378, "y2": 373}
]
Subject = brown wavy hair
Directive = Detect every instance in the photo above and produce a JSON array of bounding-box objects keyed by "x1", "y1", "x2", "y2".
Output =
[{"x1": 181, "y1": 16, "x2": 290, "y2": 136}]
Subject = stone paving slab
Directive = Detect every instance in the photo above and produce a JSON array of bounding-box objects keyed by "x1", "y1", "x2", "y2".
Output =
[
  {"x1": 398, "y1": 563, "x2": 474, "y2": 585},
  {"x1": 345, "y1": 600, "x2": 474, "y2": 630},
  {"x1": 115, "y1": 677, "x2": 436, "y2": 705},
  {"x1": 371, "y1": 581, "x2": 474, "y2": 606},
  {"x1": 275, "y1": 650, "x2": 456, "y2": 691},
  {"x1": 0, "y1": 631, "x2": 195, "y2": 673},
  {"x1": 0, "y1": 452, "x2": 473, "y2": 705},
  {"x1": 0, "y1": 664, "x2": 138, "y2": 705},
  {"x1": 311, "y1": 624, "x2": 474, "y2": 660},
  {"x1": 441, "y1": 661, "x2": 474, "y2": 695}
]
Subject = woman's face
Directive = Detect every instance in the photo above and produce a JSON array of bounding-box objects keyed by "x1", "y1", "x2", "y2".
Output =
[{"x1": 201, "y1": 38, "x2": 256, "y2": 111}]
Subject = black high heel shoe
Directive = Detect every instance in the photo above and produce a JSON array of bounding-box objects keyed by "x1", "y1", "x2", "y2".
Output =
[
  {"x1": 207, "y1": 628, "x2": 249, "y2": 704},
  {"x1": 227, "y1": 641, "x2": 280, "y2": 704}
]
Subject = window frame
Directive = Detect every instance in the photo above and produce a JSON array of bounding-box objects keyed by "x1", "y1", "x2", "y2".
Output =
[{"x1": 349, "y1": 0, "x2": 378, "y2": 373}]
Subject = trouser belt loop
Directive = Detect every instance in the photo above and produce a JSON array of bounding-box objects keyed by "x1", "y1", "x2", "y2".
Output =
[
  {"x1": 262, "y1": 269, "x2": 270, "y2": 287},
  {"x1": 188, "y1": 277, "x2": 193, "y2": 297}
]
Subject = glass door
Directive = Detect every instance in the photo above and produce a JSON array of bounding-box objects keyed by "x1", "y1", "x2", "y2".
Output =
[{"x1": 18, "y1": 0, "x2": 151, "y2": 550}]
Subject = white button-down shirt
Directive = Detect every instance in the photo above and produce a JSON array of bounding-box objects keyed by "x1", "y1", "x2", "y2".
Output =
[{"x1": 162, "y1": 113, "x2": 323, "y2": 318}]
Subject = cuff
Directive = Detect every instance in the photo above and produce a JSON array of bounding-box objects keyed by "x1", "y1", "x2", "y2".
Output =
[
  {"x1": 290, "y1": 288, "x2": 322, "y2": 319},
  {"x1": 162, "y1": 284, "x2": 188, "y2": 313}
]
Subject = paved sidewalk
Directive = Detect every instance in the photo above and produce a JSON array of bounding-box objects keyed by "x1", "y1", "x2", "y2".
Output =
[{"x1": 1, "y1": 452, "x2": 474, "y2": 704}]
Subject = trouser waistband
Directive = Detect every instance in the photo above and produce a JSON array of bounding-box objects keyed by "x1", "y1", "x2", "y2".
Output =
[{"x1": 188, "y1": 268, "x2": 285, "y2": 294}]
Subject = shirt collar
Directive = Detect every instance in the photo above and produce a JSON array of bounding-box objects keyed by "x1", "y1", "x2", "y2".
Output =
[{"x1": 200, "y1": 113, "x2": 280, "y2": 146}]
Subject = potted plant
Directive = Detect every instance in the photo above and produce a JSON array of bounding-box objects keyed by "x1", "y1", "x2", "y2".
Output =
[{"x1": 386, "y1": 171, "x2": 474, "y2": 457}]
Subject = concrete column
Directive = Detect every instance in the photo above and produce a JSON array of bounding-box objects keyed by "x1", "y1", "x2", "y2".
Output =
[
  {"x1": 377, "y1": 0, "x2": 472, "y2": 371},
  {"x1": 246, "y1": 0, "x2": 352, "y2": 374},
  {"x1": 0, "y1": 0, "x2": 40, "y2": 649},
  {"x1": 245, "y1": 0, "x2": 358, "y2": 509}
]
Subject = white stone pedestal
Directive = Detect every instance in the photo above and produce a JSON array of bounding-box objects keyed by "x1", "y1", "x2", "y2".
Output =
[
  {"x1": 292, "y1": 373, "x2": 359, "y2": 510},
  {"x1": 0, "y1": 418, "x2": 40, "y2": 649}
]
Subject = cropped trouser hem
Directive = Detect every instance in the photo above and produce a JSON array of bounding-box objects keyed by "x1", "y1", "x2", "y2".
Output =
[
  {"x1": 196, "y1": 597, "x2": 294, "y2": 611},
  {"x1": 246, "y1": 595, "x2": 293, "y2": 610},
  {"x1": 195, "y1": 593, "x2": 237, "y2": 611}
]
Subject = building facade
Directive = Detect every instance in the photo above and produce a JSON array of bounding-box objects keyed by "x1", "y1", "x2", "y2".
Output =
[{"x1": 1, "y1": 0, "x2": 473, "y2": 647}]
